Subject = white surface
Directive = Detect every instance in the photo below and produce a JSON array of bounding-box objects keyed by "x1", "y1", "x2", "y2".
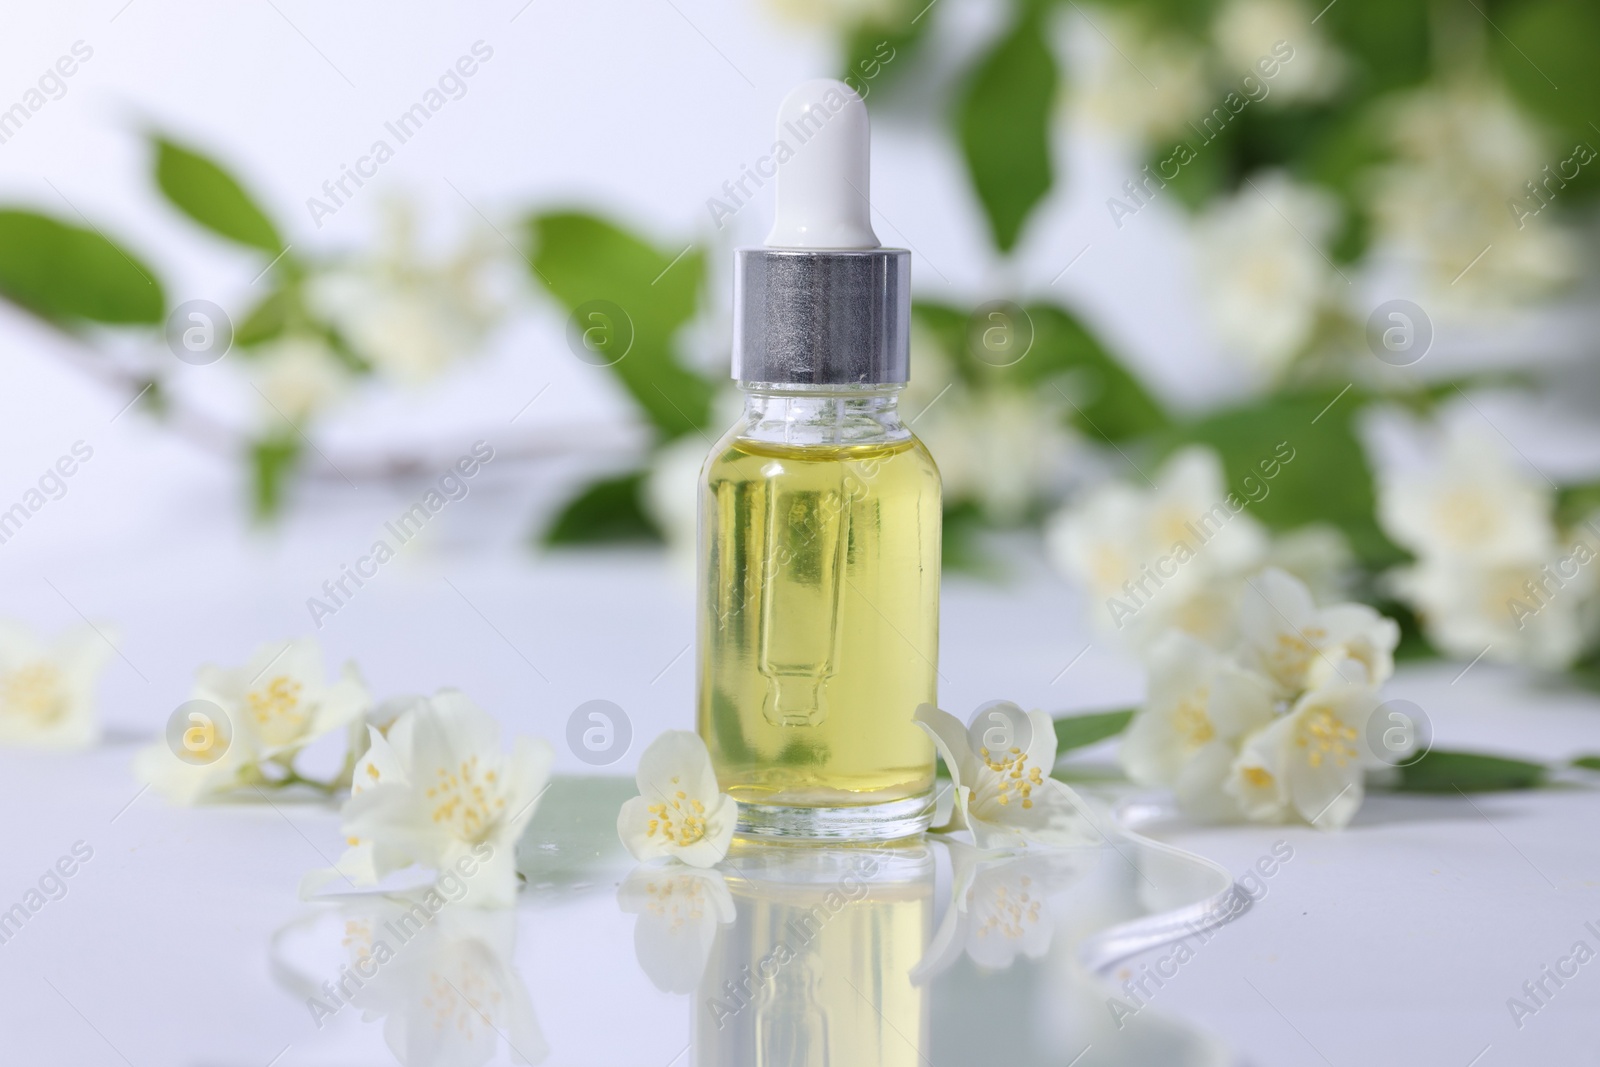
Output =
[{"x1": 1, "y1": 534, "x2": 1598, "y2": 1064}]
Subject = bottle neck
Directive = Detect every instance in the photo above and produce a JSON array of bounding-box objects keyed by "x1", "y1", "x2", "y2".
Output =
[{"x1": 736, "y1": 383, "x2": 908, "y2": 448}]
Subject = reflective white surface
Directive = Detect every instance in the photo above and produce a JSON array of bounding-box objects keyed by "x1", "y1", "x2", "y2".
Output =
[
  {"x1": 264, "y1": 778, "x2": 1240, "y2": 1066},
  {"x1": 0, "y1": 550, "x2": 1598, "y2": 1065}
]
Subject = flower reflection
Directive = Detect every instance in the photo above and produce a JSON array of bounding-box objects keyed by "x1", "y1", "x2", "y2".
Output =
[
  {"x1": 273, "y1": 891, "x2": 546, "y2": 1067},
  {"x1": 913, "y1": 841, "x2": 1096, "y2": 983},
  {"x1": 618, "y1": 865, "x2": 735, "y2": 995}
]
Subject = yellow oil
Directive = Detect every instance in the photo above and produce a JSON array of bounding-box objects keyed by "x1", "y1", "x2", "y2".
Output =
[{"x1": 696, "y1": 432, "x2": 940, "y2": 808}]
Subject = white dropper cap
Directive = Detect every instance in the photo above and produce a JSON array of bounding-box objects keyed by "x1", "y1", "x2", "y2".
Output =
[{"x1": 764, "y1": 79, "x2": 881, "y2": 250}]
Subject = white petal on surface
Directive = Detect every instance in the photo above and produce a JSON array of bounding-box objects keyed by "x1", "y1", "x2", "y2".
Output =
[
  {"x1": 1226, "y1": 720, "x2": 1293, "y2": 823},
  {"x1": 912, "y1": 704, "x2": 977, "y2": 787},
  {"x1": 1023, "y1": 707, "x2": 1059, "y2": 770},
  {"x1": 306, "y1": 663, "x2": 372, "y2": 744},
  {"x1": 634, "y1": 730, "x2": 716, "y2": 796},
  {"x1": 617, "y1": 794, "x2": 669, "y2": 864}
]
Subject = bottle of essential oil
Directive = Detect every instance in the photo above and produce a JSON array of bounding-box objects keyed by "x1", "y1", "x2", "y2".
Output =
[{"x1": 696, "y1": 79, "x2": 939, "y2": 840}]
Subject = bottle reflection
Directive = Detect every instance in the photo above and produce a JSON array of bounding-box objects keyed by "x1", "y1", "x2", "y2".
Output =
[{"x1": 695, "y1": 843, "x2": 934, "y2": 1067}]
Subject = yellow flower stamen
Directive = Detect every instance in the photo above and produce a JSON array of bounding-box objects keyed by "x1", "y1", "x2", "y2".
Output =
[
  {"x1": 245, "y1": 675, "x2": 308, "y2": 746},
  {"x1": 1296, "y1": 707, "x2": 1359, "y2": 769},
  {"x1": 0, "y1": 663, "x2": 67, "y2": 726}
]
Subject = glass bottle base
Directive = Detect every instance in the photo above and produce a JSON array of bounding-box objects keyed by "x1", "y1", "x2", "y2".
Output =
[{"x1": 734, "y1": 792, "x2": 934, "y2": 842}]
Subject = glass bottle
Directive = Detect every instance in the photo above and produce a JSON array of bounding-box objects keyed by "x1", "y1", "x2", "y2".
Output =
[{"x1": 695, "y1": 80, "x2": 940, "y2": 840}]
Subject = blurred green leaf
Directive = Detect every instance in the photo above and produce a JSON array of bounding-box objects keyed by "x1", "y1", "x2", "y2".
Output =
[
  {"x1": 942, "y1": 500, "x2": 1001, "y2": 576},
  {"x1": 953, "y1": 6, "x2": 1056, "y2": 252},
  {"x1": 153, "y1": 137, "x2": 284, "y2": 253},
  {"x1": 0, "y1": 210, "x2": 164, "y2": 325},
  {"x1": 1394, "y1": 749, "x2": 1547, "y2": 793},
  {"x1": 1572, "y1": 755, "x2": 1600, "y2": 772},
  {"x1": 838, "y1": 5, "x2": 929, "y2": 99},
  {"x1": 1300, "y1": 105, "x2": 1389, "y2": 263},
  {"x1": 527, "y1": 212, "x2": 714, "y2": 439},
  {"x1": 1318, "y1": 0, "x2": 1431, "y2": 98},
  {"x1": 1499, "y1": 0, "x2": 1600, "y2": 200},
  {"x1": 1095, "y1": 0, "x2": 1220, "y2": 38},
  {"x1": 1025, "y1": 304, "x2": 1170, "y2": 440},
  {"x1": 1053, "y1": 709, "x2": 1134, "y2": 755},
  {"x1": 1154, "y1": 136, "x2": 1231, "y2": 212},
  {"x1": 1161, "y1": 388, "x2": 1403, "y2": 569},
  {"x1": 913, "y1": 302, "x2": 1169, "y2": 443},
  {"x1": 911, "y1": 301, "x2": 969, "y2": 364},
  {"x1": 1376, "y1": 597, "x2": 1440, "y2": 662},
  {"x1": 1555, "y1": 481, "x2": 1600, "y2": 528},
  {"x1": 542, "y1": 471, "x2": 664, "y2": 545},
  {"x1": 250, "y1": 435, "x2": 301, "y2": 521},
  {"x1": 234, "y1": 287, "x2": 292, "y2": 349}
]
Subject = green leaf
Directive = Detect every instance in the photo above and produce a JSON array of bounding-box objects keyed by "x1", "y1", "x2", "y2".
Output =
[
  {"x1": 912, "y1": 301, "x2": 1169, "y2": 443},
  {"x1": 838, "y1": 6, "x2": 929, "y2": 100},
  {"x1": 1373, "y1": 597, "x2": 1439, "y2": 662},
  {"x1": 1024, "y1": 304, "x2": 1170, "y2": 440},
  {"x1": 1161, "y1": 388, "x2": 1403, "y2": 569},
  {"x1": 1499, "y1": 0, "x2": 1600, "y2": 199},
  {"x1": 1556, "y1": 481, "x2": 1600, "y2": 529},
  {"x1": 542, "y1": 471, "x2": 664, "y2": 545},
  {"x1": 234, "y1": 287, "x2": 292, "y2": 349},
  {"x1": 250, "y1": 435, "x2": 301, "y2": 521},
  {"x1": 0, "y1": 210, "x2": 164, "y2": 325},
  {"x1": 1094, "y1": 0, "x2": 1220, "y2": 38},
  {"x1": 942, "y1": 499, "x2": 1001, "y2": 576},
  {"x1": 1300, "y1": 105, "x2": 1389, "y2": 263},
  {"x1": 1316, "y1": 0, "x2": 1431, "y2": 98},
  {"x1": 953, "y1": 6, "x2": 1057, "y2": 252},
  {"x1": 153, "y1": 137, "x2": 284, "y2": 253},
  {"x1": 1053, "y1": 709, "x2": 1134, "y2": 755},
  {"x1": 527, "y1": 212, "x2": 714, "y2": 439},
  {"x1": 1572, "y1": 756, "x2": 1600, "y2": 772},
  {"x1": 1394, "y1": 750, "x2": 1548, "y2": 793}
]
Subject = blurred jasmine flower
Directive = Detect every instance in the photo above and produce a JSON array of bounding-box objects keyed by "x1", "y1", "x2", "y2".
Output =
[
  {"x1": 253, "y1": 334, "x2": 350, "y2": 425},
  {"x1": 915, "y1": 702, "x2": 1096, "y2": 851},
  {"x1": 1069, "y1": 9, "x2": 1210, "y2": 145},
  {"x1": 0, "y1": 620, "x2": 112, "y2": 749},
  {"x1": 1046, "y1": 446, "x2": 1269, "y2": 653},
  {"x1": 311, "y1": 199, "x2": 505, "y2": 385},
  {"x1": 1236, "y1": 567, "x2": 1398, "y2": 697},
  {"x1": 1224, "y1": 675, "x2": 1381, "y2": 829},
  {"x1": 136, "y1": 637, "x2": 370, "y2": 804},
  {"x1": 1108, "y1": 570, "x2": 1397, "y2": 830},
  {"x1": 321, "y1": 690, "x2": 554, "y2": 908},
  {"x1": 617, "y1": 865, "x2": 735, "y2": 994},
  {"x1": 1262, "y1": 523, "x2": 1353, "y2": 605},
  {"x1": 1371, "y1": 80, "x2": 1579, "y2": 306},
  {"x1": 1192, "y1": 172, "x2": 1340, "y2": 377},
  {"x1": 920, "y1": 387, "x2": 1078, "y2": 525},
  {"x1": 1377, "y1": 425, "x2": 1554, "y2": 565},
  {"x1": 617, "y1": 730, "x2": 738, "y2": 868},
  {"x1": 1390, "y1": 556, "x2": 1596, "y2": 671},
  {"x1": 1212, "y1": 0, "x2": 1344, "y2": 105},
  {"x1": 1120, "y1": 633, "x2": 1276, "y2": 821},
  {"x1": 1375, "y1": 421, "x2": 1599, "y2": 668}
]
